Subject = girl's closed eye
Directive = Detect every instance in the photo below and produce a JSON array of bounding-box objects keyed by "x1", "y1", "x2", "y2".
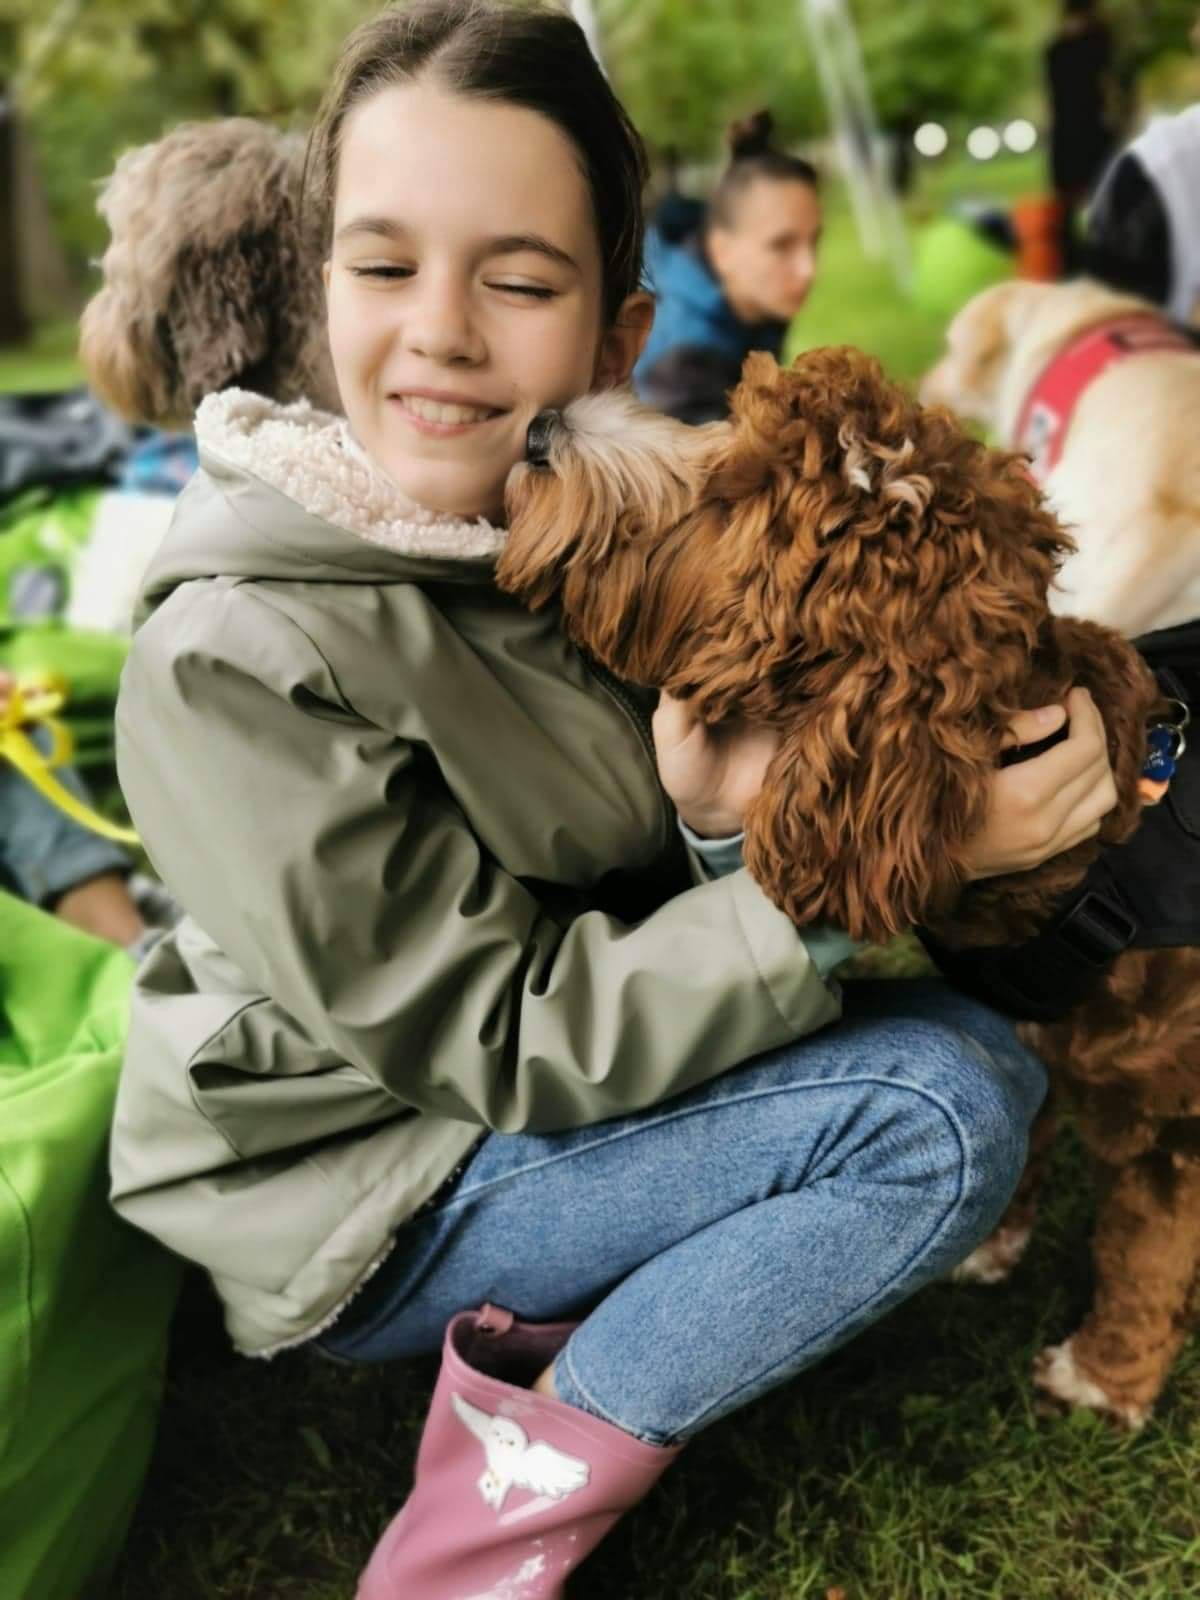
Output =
[
  {"x1": 488, "y1": 280, "x2": 558, "y2": 300},
  {"x1": 347, "y1": 267, "x2": 554, "y2": 299},
  {"x1": 351, "y1": 264, "x2": 415, "y2": 281}
]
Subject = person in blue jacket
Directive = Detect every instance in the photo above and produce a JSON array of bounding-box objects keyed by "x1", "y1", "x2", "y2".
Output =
[{"x1": 634, "y1": 110, "x2": 822, "y2": 424}]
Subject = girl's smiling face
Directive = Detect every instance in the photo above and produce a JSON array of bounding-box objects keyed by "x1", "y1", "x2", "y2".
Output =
[{"x1": 325, "y1": 80, "x2": 649, "y2": 520}]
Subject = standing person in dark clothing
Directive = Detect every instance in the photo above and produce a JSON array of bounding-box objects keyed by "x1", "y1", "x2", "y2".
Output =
[
  {"x1": 1045, "y1": 0, "x2": 1122, "y2": 271},
  {"x1": 634, "y1": 111, "x2": 822, "y2": 424}
]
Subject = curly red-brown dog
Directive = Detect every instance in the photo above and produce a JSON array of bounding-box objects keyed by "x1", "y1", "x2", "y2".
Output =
[{"x1": 499, "y1": 346, "x2": 1200, "y2": 1431}]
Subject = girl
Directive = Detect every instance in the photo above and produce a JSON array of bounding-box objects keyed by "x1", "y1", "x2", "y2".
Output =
[
  {"x1": 110, "y1": 4, "x2": 1118, "y2": 1596},
  {"x1": 634, "y1": 110, "x2": 823, "y2": 424}
]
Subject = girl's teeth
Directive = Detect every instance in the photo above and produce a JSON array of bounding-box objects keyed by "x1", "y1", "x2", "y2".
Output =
[{"x1": 402, "y1": 396, "x2": 495, "y2": 424}]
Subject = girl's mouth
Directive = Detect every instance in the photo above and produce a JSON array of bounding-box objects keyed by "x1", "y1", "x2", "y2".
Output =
[{"x1": 390, "y1": 394, "x2": 505, "y2": 435}]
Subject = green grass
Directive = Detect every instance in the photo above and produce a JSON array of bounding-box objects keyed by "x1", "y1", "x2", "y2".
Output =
[
  {"x1": 25, "y1": 144, "x2": 1197, "y2": 1598},
  {"x1": 110, "y1": 1132, "x2": 1200, "y2": 1600},
  {"x1": 0, "y1": 317, "x2": 84, "y2": 392},
  {"x1": 787, "y1": 151, "x2": 1043, "y2": 384}
]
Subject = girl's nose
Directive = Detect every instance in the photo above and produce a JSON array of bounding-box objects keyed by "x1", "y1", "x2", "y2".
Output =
[{"x1": 404, "y1": 275, "x2": 484, "y2": 365}]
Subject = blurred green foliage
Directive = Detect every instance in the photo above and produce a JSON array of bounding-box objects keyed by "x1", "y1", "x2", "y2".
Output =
[
  {"x1": 4, "y1": 0, "x2": 1196, "y2": 285},
  {"x1": 602, "y1": 0, "x2": 1198, "y2": 156},
  {"x1": 8, "y1": 0, "x2": 373, "y2": 278}
]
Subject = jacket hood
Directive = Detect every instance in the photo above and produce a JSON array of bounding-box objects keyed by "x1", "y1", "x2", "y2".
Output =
[{"x1": 136, "y1": 389, "x2": 507, "y2": 618}]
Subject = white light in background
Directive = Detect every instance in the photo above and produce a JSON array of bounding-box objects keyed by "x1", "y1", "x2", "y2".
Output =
[
  {"x1": 967, "y1": 126, "x2": 1002, "y2": 160},
  {"x1": 913, "y1": 121, "x2": 949, "y2": 158},
  {"x1": 1003, "y1": 118, "x2": 1038, "y2": 153}
]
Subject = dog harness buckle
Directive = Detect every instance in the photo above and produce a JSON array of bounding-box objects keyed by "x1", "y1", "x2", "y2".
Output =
[{"x1": 1055, "y1": 887, "x2": 1138, "y2": 967}]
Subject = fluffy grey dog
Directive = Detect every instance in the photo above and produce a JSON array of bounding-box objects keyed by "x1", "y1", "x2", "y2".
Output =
[{"x1": 80, "y1": 118, "x2": 338, "y2": 426}]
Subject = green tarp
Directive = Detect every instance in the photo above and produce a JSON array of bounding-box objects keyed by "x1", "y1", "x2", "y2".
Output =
[{"x1": 0, "y1": 892, "x2": 181, "y2": 1598}]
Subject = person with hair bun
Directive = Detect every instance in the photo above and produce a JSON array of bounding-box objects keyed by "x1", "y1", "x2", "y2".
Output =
[{"x1": 634, "y1": 110, "x2": 822, "y2": 423}]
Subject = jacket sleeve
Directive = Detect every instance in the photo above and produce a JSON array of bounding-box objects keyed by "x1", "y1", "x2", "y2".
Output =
[{"x1": 116, "y1": 583, "x2": 843, "y2": 1134}]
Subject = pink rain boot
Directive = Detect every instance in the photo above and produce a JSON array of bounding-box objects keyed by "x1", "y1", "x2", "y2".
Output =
[{"x1": 358, "y1": 1303, "x2": 682, "y2": 1600}]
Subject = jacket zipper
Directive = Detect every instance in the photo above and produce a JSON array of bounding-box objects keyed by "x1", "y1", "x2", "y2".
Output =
[{"x1": 582, "y1": 654, "x2": 673, "y2": 851}]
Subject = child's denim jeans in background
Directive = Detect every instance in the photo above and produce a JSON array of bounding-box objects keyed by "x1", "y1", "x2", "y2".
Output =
[
  {"x1": 318, "y1": 976, "x2": 1045, "y2": 1446},
  {"x1": 0, "y1": 727, "x2": 129, "y2": 906}
]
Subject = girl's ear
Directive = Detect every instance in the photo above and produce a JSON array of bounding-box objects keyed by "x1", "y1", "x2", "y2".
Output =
[{"x1": 593, "y1": 292, "x2": 655, "y2": 388}]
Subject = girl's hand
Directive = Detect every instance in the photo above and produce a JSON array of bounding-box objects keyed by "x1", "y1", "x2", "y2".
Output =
[
  {"x1": 655, "y1": 683, "x2": 1117, "y2": 870},
  {"x1": 653, "y1": 693, "x2": 780, "y2": 838},
  {"x1": 964, "y1": 687, "x2": 1118, "y2": 880}
]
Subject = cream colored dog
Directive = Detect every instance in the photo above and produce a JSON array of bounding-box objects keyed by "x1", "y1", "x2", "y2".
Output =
[{"x1": 922, "y1": 279, "x2": 1200, "y2": 636}]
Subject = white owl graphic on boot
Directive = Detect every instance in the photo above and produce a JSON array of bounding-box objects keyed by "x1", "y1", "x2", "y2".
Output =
[{"x1": 451, "y1": 1393, "x2": 591, "y2": 1511}]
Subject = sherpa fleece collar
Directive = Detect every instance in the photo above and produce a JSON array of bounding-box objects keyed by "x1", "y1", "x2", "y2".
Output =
[{"x1": 194, "y1": 389, "x2": 508, "y2": 561}]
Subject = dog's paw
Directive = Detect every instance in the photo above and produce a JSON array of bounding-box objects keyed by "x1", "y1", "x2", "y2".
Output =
[
  {"x1": 1032, "y1": 1339, "x2": 1150, "y2": 1431},
  {"x1": 950, "y1": 1224, "x2": 1032, "y2": 1285}
]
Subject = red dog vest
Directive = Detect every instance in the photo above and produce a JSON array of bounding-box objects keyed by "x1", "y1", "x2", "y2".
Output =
[{"x1": 1014, "y1": 314, "x2": 1198, "y2": 486}]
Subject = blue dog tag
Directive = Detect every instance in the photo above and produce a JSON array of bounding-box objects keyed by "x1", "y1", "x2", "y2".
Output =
[{"x1": 1143, "y1": 725, "x2": 1179, "y2": 782}]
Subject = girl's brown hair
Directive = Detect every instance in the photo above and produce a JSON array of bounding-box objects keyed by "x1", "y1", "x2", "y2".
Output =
[
  {"x1": 707, "y1": 110, "x2": 819, "y2": 233},
  {"x1": 306, "y1": 0, "x2": 648, "y2": 323}
]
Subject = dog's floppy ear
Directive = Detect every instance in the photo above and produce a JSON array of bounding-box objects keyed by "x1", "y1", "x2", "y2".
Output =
[
  {"x1": 498, "y1": 394, "x2": 722, "y2": 677},
  {"x1": 78, "y1": 286, "x2": 177, "y2": 424},
  {"x1": 723, "y1": 346, "x2": 1073, "y2": 943},
  {"x1": 741, "y1": 669, "x2": 996, "y2": 944}
]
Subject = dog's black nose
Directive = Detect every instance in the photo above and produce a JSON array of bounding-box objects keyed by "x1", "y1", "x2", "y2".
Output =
[{"x1": 525, "y1": 410, "x2": 561, "y2": 467}]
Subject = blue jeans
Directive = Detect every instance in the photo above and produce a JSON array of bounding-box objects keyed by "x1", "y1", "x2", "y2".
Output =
[
  {"x1": 317, "y1": 979, "x2": 1045, "y2": 1447},
  {"x1": 0, "y1": 728, "x2": 129, "y2": 906}
]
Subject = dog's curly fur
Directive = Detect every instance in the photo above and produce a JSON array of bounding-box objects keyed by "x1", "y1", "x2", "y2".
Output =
[
  {"x1": 500, "y1": 346, "x2": 1200, "y2": 1428},
  {"x1": 79, "y1": 118, "x2": 338, "y2": 426},
  {"x1": 502, "y1": 349, "x2": 1152, "y2": 944}
]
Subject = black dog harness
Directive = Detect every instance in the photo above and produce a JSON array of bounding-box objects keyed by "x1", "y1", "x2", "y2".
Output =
[{"x1": 919, "y1": 620, "x2": 1200, "y2": 1022}]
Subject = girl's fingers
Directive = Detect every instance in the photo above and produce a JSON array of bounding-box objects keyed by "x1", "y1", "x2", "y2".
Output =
[
  {"x1": 1050, "y1": 767, "x2": 1120, "y2": 852},
  {"x1": 1000, "y1": 702, "x2": 1068, "y2": 750},
  {"x1": 1021, "y1": 748, "x2": 1117, "y2": 864},
  {"x1": 1008, "y1": 690, "x2": 1109, "y2": 804},
  {"x1": 1001, "y1": 687, "x2": 1105, "y2": 777},
  {"x1": 1043, "y1": 737, "x2": 1116, "y2": 824},
  {"x1": 651, "y1": 692, "x2": 700, "y2": 753},
  {"x1": 991, "y1": 746, "x2": 1101, "y2": 843},
  {"x1": 980, "y1": 687, "x2": 1116, "y2": 874}
]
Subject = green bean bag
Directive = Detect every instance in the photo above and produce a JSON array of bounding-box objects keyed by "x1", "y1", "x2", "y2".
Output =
[
  {"x1": 0, "y1": 893, "x2": 181, "y2": 1598},
  {"x1": 911, "y1": 215, "x2": 1014, "y2": 320}
]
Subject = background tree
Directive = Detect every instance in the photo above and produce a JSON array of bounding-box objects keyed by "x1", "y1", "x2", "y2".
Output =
[
  {"x1": 7, "y1": 0, "x2": 372, "y2": 289},
  {"x1": 2, "y1": 0, "x2": 1196, "y2": 344},
  {"x1": 1, "y1": 20, "x2": 30, "y2": 346}
]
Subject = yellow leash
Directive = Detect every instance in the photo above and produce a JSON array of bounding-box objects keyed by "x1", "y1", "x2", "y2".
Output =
[{"x1": 0, "y1": 673, "x2": 140, "y2": 846}]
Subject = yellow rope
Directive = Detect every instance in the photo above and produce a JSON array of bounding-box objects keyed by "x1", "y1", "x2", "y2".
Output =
[{"x1": 0, "y1": 673, "x2": 140, "y2": 846}]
